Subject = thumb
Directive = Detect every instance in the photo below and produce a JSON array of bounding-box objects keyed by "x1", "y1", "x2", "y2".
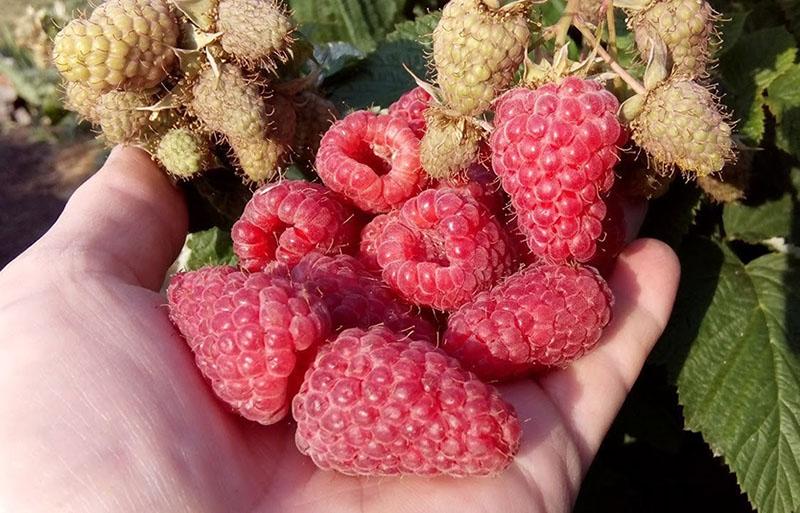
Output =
[{"x1": 31, "y1": 146, "x2": 188, "y2": 290}]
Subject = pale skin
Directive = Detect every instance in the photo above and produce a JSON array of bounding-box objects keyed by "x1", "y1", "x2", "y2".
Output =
[{"x1": 0, "y1": 148, "x2": 680, "y2": 513}]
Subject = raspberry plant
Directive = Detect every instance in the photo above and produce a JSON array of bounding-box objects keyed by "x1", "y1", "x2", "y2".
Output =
[{"x1": 2, "y1": 0, "x2": 798, "y2": 506}]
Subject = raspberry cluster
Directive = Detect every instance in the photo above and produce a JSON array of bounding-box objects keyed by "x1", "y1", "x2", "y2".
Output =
[{"x1": 167, "y1": 79, "x2": 625, "y2": 477}]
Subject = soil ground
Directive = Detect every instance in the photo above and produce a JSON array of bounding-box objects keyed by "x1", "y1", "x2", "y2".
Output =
[{"x1": 0, "y1": 128, "x2": 101, "y2": 267}]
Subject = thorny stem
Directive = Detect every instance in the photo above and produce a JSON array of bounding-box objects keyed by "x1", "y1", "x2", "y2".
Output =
[
  {"x1": 554, "y1": 0, "x2": 580, "y2": 46},
  {"x1": 574, "y1": 18, "x2": 647, "y2": 95}
]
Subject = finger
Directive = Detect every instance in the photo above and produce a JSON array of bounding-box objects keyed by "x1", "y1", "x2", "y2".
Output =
[
  {"x1": 621, "y1": 196, "x2": 647, "y2": 242},
  {"x1": 537, "y1": 238, "x2": 680, "y2": 464},
  {"x1": 29, "y1": 146, "x2": 188, "y2": 290}
]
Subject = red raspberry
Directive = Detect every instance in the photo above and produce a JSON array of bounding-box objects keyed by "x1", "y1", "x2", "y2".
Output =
[
  {"x1": 587, "y1": 191, "x2": 627, "y2": 275},
  {"x1": 358, "y1": 213, "x2": 394, "y2": 273},
  {"x1": 438, "y1": 161, "x2": 506, "y2": 217},
  {"x1": 292, "y1": 326, "x2": 521, "y2": 476},
  {"x1": 291, "y1": 252, "x2": 437, "y2": 342},
  {"x1": 388, "y1": 86, "x2": 431, "y2": 138},
  {"x1": 376, "y1": 188, "x2": 513, "y2": 311},
  {"x1": 490, "y1": 78, "x2": 621, "y2": 263},
  {"x1": 231, "y1": 180, "x2": 359, "y2": 271},
  {"x1": 316, "y1": 110, "x2": 427, "y2": 213},
  {"x1": 167, "y1": 266, "x2": 331, "y2": 425},
  {"x1": 443, "y1": 263, "x2": 613, "y2": 380}
]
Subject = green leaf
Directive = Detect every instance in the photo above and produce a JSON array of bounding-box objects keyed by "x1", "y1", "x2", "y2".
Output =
[
  {"x1": 765, "y1": 65, "x2": 800, "y2": 158},
  {"x1": 289, "y1": 0, "x2": 407, "y2": 51},
  {"x1": 326, "y1": 14, "x2": 435, "y2": 110},
  {"x1": 184, "y1": 228, "x2": 237, "y2": 271},
  {"x1": 724, "y1": 198, "x2": 797, "y2": 246},
  {"x1": 386, "y1": 11, "x2": 440, "y2": 43},
  {"x1": 718, "y1": 27, "x2": 797, "y2": 143},
  {"x1": 718, "y1": 10, "x2": 749, "y2": 55},
  {"x1": 660, "y1": 237, "x2": 800, "y2": 513},
  {"x1": 314, "y1": 41, "x2": 367, "y2": 80}
]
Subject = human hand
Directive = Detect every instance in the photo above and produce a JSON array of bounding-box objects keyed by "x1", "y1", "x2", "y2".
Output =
[{"x1": 0, "y1": 148, "x2": 679, "y2": 513}]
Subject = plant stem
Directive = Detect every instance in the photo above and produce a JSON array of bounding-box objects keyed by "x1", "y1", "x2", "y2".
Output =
[
  {"x1": 554, "y1": 0, "x2": 579, "y2": 46},
  {"x1": 574, "y1": 19, "x2": 647, "y2": 95},
  {"x1": 605, "y1": 3, "x2": 617, "y2": 59},
  {"x1": 604, "y1": 3, "x2": 625, "y2": 90}
]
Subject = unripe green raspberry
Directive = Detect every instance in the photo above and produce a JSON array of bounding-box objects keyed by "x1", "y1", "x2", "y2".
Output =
[
  {"x1": 433, "y1": 0, "x2": 531, "y2": 116},
  {"x1": 632, "y1": 79, "x2": 734, "y2": 177},
  {"x1": 191, "y1": 64, "x2": 270, "y2": 141},
  {"x1": 96, "y1": 89, "x2": 156, "y2": 145},
  {"x1": 632, "y1": 0, "x2": 717, "y2": 78},
  {"x1": 52, "y1": 0, "x2": 179, "y2": 92},
  {"x1": 156, "y1": 128, "x2": 213, "y2": 179},
  {"x1": 420, "y1": 109, "x2": 483, "y2": 179},
  {"x1": 217, "y1": 0, "x2": 295, "y2": 69},
  {"x1": 192, "y1": 64, "x2": 289, "y2": 181},
  {"x1": 231, "y1": 137, "x2": 287, "y2": 183},
  {"x1": 292, "y1": 91, "x2": 338, "y2": 163},
  {"x1": 64, "y1": 81, "x2": 102, "y2": 124}
]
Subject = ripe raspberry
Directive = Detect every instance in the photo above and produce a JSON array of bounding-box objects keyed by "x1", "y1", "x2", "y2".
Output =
[
  {"x1": 292, "y1": 326, "x2": 521, "y2": 476},
  {"x1": 217, "y1": 0, "x2": 295, "y2": 69},
  {"x1": 167, "y1": 265, "x2": 331, "y2": 425},
  {"x1": 375, "y1": 188, "x2": 513, "y2": 311},
  {"x1": 443, "y1": 264, "x2": 613, "y2": 379},
  {"x1": 632, "y1": 78, "x2": 733, "y2": 177},
  {"x1": 96, "y1": 89, "x2": 156, "y2": 145},
  {"x1": 155, "y1": 128, "x2": 213, "y2": 179},
  {"x1": 433, "y1": 0, "x2": 531, "y2": 116},
  {"x1": 388, "y1": 86, "x2": 431, "y2": 138},
  {"x1": 316, "y1": 110, "x2": 427, "y2": 213},
  {"x1": 290, "y1": 252, "x2": 437, "y2": 342},
  {"x1": 420, "y1": 109, "x2": 484, "y2": 179},
  {"x1": 438, "y1": 160, "x2": 506, "y2": 217},
  {"x1": 490, "y1": 79, "x2": 621, "y2": 263},
  {"x1": 52, "y1": 0, "x2": 179, "y2": 92},
  {"x1": 293, "y1": 91, "x2": 338, "y2": 164},
  {"x1": 232, "y1": 180, "x2": 359, "y2": 270},
  {"x1": 358, "y1": 213, "x2": 394, "y2": 273},
  {"x1": 64, "y1": 81, "x2": 101, "y2": 124},
  {"x1": 632, "y1": 0, "x2": 717, "y2": 78},
  {"x1": 587, "y1": 191, "x2": 627, "y2": 275}
]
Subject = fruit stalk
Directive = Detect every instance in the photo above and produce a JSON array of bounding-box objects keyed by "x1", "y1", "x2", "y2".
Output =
[{"x1": 574, "y1": 19, "x2": 647, "y2": 95}]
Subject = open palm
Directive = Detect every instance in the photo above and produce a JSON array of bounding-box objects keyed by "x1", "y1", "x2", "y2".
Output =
[{"x1": 0, "y1": 148, "x2": 679, "y2": 513}]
